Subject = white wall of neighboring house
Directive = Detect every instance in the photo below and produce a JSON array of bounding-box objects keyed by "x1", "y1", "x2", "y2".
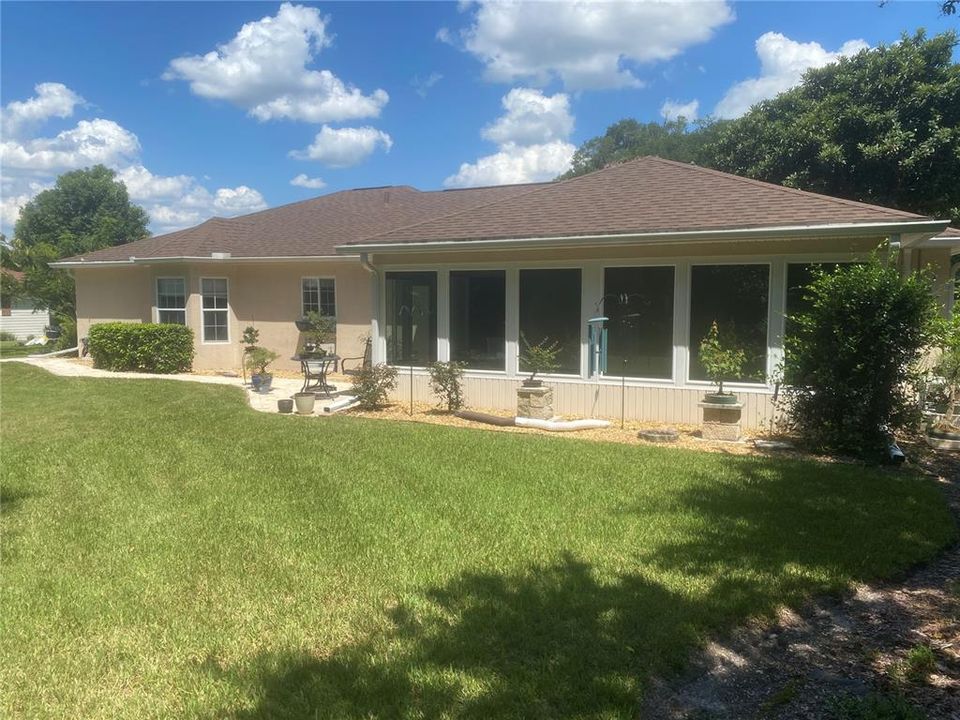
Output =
[{"x1": 0, "y1": 298, "x2": 50, "y2": 341}]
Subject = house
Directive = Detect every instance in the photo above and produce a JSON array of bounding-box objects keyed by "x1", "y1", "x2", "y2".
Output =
[
  {"x1": 54, "y1": 157, "x2": 958, "y2": 428},
  {"x1": 0, "y1": 269, "x2": 51, "y2": 341}
]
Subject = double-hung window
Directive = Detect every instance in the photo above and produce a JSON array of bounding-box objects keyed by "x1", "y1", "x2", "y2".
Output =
[
  {"x1": 201, "y1": 278, "x2": 229, "y2": 342},
  {"x1": 156, "y1": 278, "x2": 186, "y2": 325},
  {"x1": 302, "y1": 278, "x2": 336, "y2": 317}
]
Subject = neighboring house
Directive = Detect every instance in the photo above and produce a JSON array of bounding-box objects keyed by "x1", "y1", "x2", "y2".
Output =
[
  {"x1": 0, "y1": 269, "x2": 50, "y2": 341},
  {"x1": 54, "y1": 157, "x2": 959, "y2": 428}
]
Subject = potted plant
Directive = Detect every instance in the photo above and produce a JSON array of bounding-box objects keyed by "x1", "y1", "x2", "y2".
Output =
[
  {"x1": 245, "y1": 346, "x2": 280, "y2": 393},
  {"x1": 519, "y1": 333, "x2": 561, "y2": 387},
  {"x1": 926, "y1": 314, "x2": 960, "y2": 450},
  {"x1": 297, "y1": 311, "x2": 336, "y2": 358},
  {"x1": 517, "y1": 334, "x2": 561, "y2": 419},
  {"x1": 240, "y1": 325, "x2": 259, "y2": 384},
  {"x1": 698, "y1": 322, "x2": 747, "y2": 440}
]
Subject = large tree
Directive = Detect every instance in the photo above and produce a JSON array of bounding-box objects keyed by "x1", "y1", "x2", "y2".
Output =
[
  {"x1": 560, "y1": 118, "x2": 724, "y2": 179},
  {"x1": 5, "y1": 165, "x2": 149, "y2": 322},
  {"x1": 563, "y1": 30, "x2": 960, "y2": 224},
  {"x1": 707, "y1": 30, "x2": 960, "y2": 224}
]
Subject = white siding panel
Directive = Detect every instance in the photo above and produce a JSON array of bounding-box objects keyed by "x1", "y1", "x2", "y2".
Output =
[{"x1": 0, "y1": 308, "x2": 49, "y2": 341}]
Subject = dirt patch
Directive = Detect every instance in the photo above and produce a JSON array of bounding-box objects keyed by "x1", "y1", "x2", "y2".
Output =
[{"x1": 640, "y1": 445, "x2": 960, "y2": 719}]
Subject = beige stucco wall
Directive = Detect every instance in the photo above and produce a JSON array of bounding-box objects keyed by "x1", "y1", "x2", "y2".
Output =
[{"x1": 74, "y1": 260, "x2": 371, "y2": 373}]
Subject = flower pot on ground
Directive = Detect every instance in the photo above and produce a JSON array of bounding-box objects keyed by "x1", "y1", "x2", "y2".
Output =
[
  {"x1": 517, "y1": 334, "x2": 562, "y2": 419},
  {"x1": 277, "y1": 398, "x2": 294, "y2": 414},
  {"x1": 293, "y1": 392, "x2": 316, "y2": 415},
  {"x1": 698, "y1": 322, "x2": 747, "y2": 441}
]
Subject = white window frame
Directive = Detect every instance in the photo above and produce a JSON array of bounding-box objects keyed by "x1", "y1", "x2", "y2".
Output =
[
  {"x1": 300, "y1": 276, "x2": 337, "y2": 318},
  {"x1": 200, "y1": 276, "x2": 230, "y2": 344},
  {"x1": 155, "y1": 276, "x2": 186, "y2": 325},
  {"x1": 371, "y1": 250, "x2": 876, "y2": 393}
]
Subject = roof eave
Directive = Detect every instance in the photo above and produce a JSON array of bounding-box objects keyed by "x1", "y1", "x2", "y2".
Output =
[
  {"x1": 336, "y1": 219, "x2": 950, "y2": 255},
  {"x1": 51, "y1": 254, "x2": 356, "y2": 268}
]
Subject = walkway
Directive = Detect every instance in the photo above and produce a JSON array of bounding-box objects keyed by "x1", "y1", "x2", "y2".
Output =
[{"x1": 1, "y1": 356, "x2": 351, "y2": 415}]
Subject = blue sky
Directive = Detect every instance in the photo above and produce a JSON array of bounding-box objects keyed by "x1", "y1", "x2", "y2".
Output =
[{"x1": 1, "y1": 1, "x2": 954, "y2": 235}]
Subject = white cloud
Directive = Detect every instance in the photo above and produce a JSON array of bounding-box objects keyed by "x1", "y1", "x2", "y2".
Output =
[
  {"x1": 481, "y1": 88, "x2": 573, "y2": 146},
  {"x1": 444, "y1": 140, "x2": 575, "y2": 188},
  {"x1": 444, "y1": 88, "x2": 575, "y2": 188},
  {"x1": 1, "y1": 119, "x2": 140, "y2": 172},
  {"x1": 454, "y1": 0, "x2": 733, "y2": 90},
  {"x1": 715, "y1": 32, "x2": 868, "y2": 118},
  {"x1": 0, "y1": 84, "x2": 268, "y2": 235},
  {"x1": 412, "y1": 71, "x2": 444, "y2": 98},
  {"x1": 164, "y1": 2, "x2": 388, "y2": 123},
  {"x1": 290, "y1": 125, "x2": 392, "y2": 167},
  {"x1": 290, "y1": 173, "x2": 327, "y2": 189},
  {"x1": 0, "y1": 82, "x2": 84, "y2": 138},
  {"x1": 660, "y1": 98, "x2": 699, "y2": 122}
]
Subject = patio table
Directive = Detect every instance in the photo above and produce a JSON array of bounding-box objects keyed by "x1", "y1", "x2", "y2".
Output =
[{"x1": 294, "y1": 355, "x2": 340, "y2": 396}]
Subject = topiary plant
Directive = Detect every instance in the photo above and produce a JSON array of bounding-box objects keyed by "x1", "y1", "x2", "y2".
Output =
[{"x1": 698, "y1": 321, "x2": 746, "y2": 396}]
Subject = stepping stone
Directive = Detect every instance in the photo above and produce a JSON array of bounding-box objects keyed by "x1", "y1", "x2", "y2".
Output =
[{"x1": 638, "y1": 428, "x2": 679, "y2": 443}]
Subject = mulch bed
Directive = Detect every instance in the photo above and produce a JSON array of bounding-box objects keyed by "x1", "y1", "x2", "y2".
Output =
[{"x1": 640, "y1": 442, "x2": 960, "y2": 719}]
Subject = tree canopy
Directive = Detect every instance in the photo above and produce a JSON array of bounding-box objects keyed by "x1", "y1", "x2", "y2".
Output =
[
  {"x1": 4, "y1": 165, "x2": 149, "y2": 321},
  {"x1": 564, "y1": 30, "x2": 960, "y2": 225}
]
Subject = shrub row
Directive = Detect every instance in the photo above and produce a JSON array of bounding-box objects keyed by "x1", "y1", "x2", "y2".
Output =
[{"x1": 88, "y1": 322, "x2": 194, "y2": 374}]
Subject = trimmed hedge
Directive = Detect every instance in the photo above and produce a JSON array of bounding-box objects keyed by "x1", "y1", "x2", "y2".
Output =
[{"x1": 88, "y1": 322, "x2": 194, "y2": 374}]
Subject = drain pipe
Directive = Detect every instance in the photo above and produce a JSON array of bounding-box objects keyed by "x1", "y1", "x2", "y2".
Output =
[
  {"x1": 28, "y1": 345, "x2": 79, "y2": 358},
  {"x1": 360, "y1": 252, "x2": 380, "y2": 365}
]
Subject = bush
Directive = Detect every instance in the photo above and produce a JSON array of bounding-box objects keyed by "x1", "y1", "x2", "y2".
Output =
[
  {"x1": 0, "y1": 331, "x2": 16, "y2": 342},
  {"x1": 352, "y1": 363, "x2": 398, "y2": 410},
  {"x1": 88, "y1": 322, "x2": 194, "y2": 373},
  {"x1": 54, "y1": 315, "x2": 77, "y2": 351},
  {"x1": 429, "y1": 361, "x2": 466, "y2": 412},
  {"x1": 782, "y1": 259, "x2": 941, "y2": 458}
]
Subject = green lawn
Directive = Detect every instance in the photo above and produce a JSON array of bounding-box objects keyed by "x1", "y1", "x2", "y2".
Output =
[
  {"x1": 0, "y1": 340, "x2": 37, "y2": 358},
  {"x1": 1, "y1": 362, "x2": 954, "y2": 719}
]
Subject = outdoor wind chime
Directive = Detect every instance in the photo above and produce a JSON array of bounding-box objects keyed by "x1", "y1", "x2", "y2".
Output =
[{"x1": 591, "y1": 292, "x2": 648, "y2": 428}]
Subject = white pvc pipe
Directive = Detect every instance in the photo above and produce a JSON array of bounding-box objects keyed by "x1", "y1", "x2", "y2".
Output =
[
  {"x1": 324, "y1": 395, "x2": 359, "y2": 413},
  {"x1": 28, "y1": 345, "x2": 79, "y2": 358},
  {"x1": 515, "y1": 417, "x2": 611, "y2": 432}
]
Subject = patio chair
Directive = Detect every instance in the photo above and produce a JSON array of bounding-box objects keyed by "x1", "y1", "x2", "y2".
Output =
[{"x1": 341, "y1": 338, "x2": 371, "y2": 376}]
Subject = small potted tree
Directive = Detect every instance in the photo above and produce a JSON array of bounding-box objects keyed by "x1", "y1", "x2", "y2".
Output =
[
  {"x1": 240, "y1": 325, "x2": 259, "y2": 385},
  {"x1": 245, "y1": 346, "x2": 280, "y2": 393},
  {"x1": 517, "y1": 334, "x2": 561, "y2": 419},
  {"x1": 296, "y1": 311, "x2": 336, "y2": 357},
  {"x1": 698, "y1": 322, "x2": 747, "y2": 440}
]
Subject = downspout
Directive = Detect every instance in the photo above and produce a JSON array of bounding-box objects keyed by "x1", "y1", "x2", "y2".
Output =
[{"x1": 359, "y1": 253, "x2": 381, "y2": 364}]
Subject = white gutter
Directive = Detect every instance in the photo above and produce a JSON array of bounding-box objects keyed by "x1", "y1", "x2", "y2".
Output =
[
  {"x1": 51, "y1": 253, "x2": 356, "y2": 268},
  {"x1": 337, "y1": 219, "x2": 950, "y2": 255}
]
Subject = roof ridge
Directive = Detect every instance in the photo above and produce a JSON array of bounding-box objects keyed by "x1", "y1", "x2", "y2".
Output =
[
  {"x1": 355, "y1": 180, "x2": 562, "y2": 244},
  {"x1": 642, "y1": 156, "x2": 926, "y2": 220}
]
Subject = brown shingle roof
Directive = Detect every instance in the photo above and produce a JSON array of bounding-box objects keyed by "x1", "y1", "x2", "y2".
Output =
[
  {"x1": 62, "y1": 156, "x2": 945, "y2": 263},
  {"x1": 61, "y1": 183, "x2": 548, "y2": 262},
  {"x1": 353, "y1": 156, "x2": 932, "y2": 246}
]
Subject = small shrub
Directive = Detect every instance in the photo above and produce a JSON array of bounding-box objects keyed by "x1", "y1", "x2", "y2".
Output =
[
  {"x1": 782, "y1": 259, "x2": 941, "y2": 458},
  {"x1": 519, "y1": 333, "x2": 561, "y2": 383},
  {"x1": 0, "y1": 331, "x2": 16, "y2": 342},
  {"x1": 55, "y1": 315, "x2": 77, "y2": 351},
  {"x1": 429, "y1": 361, "x2": 466, "y2": 412},
  {"x1": 827, "y1": 692, "x2": 925, "y2": 720},
  {"x1": 699, "y1": 321, "x2": 747, "y2": 395},
  {"x1": 901, "y1": 644, "x2": 936, "y2": 683},
  {"x1": 88, "y1": 322, "x2": 194, "y2": 373},
  {"x1": 352, "y1": 363, "x2": 398, "y2": 410}
]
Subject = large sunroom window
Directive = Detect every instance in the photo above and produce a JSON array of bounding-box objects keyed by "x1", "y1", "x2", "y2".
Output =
[
  {"x1": 603, "y1": 266, "x2": 674, "y2": 379},
  {"x1": 689, "y1": 264, "x2": 769, "y2": 383},
  {"x1": 156, "y1": 277, "x2": 186, "y2": 325},
  {"x1": 450, "y1": 270, "x2": 506, "y2": 370},
  {"x1": 519, "y1": 268, "x2": 581, "y2": 375},
  {"x1": 385, "y1": 271, "x2": 437, "y2": 365}
]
